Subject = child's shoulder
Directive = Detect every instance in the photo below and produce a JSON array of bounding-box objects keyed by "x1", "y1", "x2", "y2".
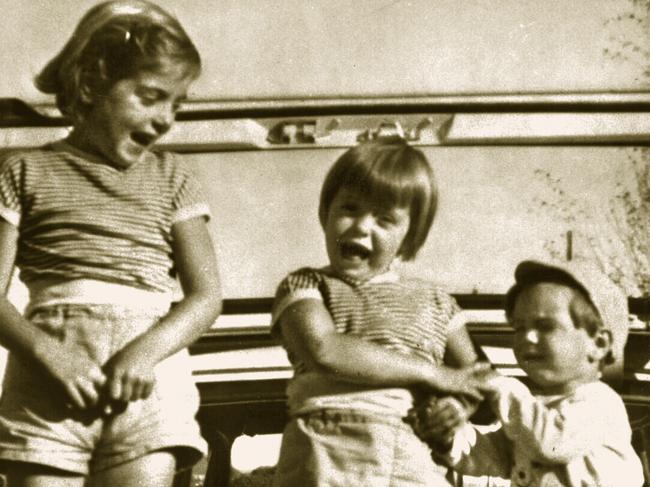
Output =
[
  {"x1": 571, "y1": 380, "x2": 624, "y2": 404},
  {"x1": 0, "y1": 145, "x2": 73, "y2": 180},
  {"x1": 279, "y1": 266, "x2": 328, "y2": 287},
  {"x1": 0, "y1": 145, "x2": 57, "y2": 165},
  {"x1": 559, "y1": 381, "x2": 630, "y2": 422},
  {"x1": 276, "y1": 266, "x2": 354, "y2": 298}
]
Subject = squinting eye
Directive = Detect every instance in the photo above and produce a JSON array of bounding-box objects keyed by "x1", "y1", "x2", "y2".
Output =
[
  {"x1": 378, "y1": 215, "x2": 396, "y2": 226},
  {"x1": 138, "y1": 93, "x2": 158, "y2": 106}
]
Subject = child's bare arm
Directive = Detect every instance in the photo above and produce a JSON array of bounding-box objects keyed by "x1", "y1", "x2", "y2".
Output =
[
  {"x1": 102, "y1": 216, "x2": 222, "y2": 403},
  {"x1": 279, "y1": 299, "x2": 488, "y2": 399},
  {"x1": 445, "y1": 319, "x2": 479, "y2": 367},
  {"x1": 0, "y1": 221, "x2": 106, "y2": 409},
  {"x1": 443, "y1": 322, "x2": 489, "y2": 416}
]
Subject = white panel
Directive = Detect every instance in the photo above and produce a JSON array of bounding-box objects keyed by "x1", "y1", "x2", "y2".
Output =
[
  {"x1": 443, "y1": 113, "x2": 650, "y2": 144},
  {"x1": 1, "y1": 0, "x2": 647, "y2": 102}
]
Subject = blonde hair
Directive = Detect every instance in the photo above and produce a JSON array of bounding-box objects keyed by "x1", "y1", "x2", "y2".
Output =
[{"x1": 35, "y1": 0, "x2": 201, "y2": 121}]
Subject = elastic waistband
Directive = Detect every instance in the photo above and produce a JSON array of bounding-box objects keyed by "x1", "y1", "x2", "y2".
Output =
[
  {"x1": 26, "y1": 279, "x2": 174, "y2": 314},
  {"x1": 295, "y1": 408, "x2": 406, "y2": 425}
]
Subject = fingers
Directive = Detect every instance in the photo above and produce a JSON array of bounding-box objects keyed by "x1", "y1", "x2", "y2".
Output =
[
  {"x1": 422, "y1": 400, "x2": 463, "y2": 433},
  {"x1": 471, "y1": 361, "x2": 494, "y2": 374},
  {"x1": 64, "y1": 384, "x2": 88, "y2": 410},
  {"x1": 109, "y1": 373, "x2": 123, "y2": 402},
  {"x1": 88, "y1": 365, "x2": 107, "y2": 388},
  {"x1": 409, "y1": 398, "x2": 465, "y2": 443},
  {"x1": 65, "y1": 366, "x2": 106, "y2": 410},
  {"x1": 107, "y1": 373, "x2": 154, "y2": 402},
  {"x1": 460, "y1": 385, "x2": 484, "y2": 402}
]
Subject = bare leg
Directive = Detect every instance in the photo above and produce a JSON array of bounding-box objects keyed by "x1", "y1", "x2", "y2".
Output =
[
  {"x1": 5, "y1": 462, "x2": 85, "y2": 487},
  {"x1": 89, "y1": 451, "x2": 176, "y2": 487}
]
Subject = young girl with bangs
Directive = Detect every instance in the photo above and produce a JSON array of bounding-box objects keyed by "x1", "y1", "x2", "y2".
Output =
[
  {"x1": 0, "y1": 2, "x2": 221, "y2": 485},
  {"x1": 271, "y1": 137, "x2": 491, "y2": 487}
]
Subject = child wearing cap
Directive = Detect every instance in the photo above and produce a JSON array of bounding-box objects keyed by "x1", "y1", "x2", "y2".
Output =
[{"x1": 410, "y1": 258, "x2": 644, "y2": 487}]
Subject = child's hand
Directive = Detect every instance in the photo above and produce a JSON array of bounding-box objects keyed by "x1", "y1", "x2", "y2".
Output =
[
  {"x1": 475, "y1": 372, "x2": 513, "y2": 399},
  {"x1": 407, "y1": 396, "x2": 466, "y2": 448},
  {"x1": 433, "y1": 362, "x2": 495, "y2": 401},
  {"x1": 102, "y1": 344, "x2": 157, "y2": 405},
  {"x1": 37, "y1": 339, "x2": 106, "y2": 410}
]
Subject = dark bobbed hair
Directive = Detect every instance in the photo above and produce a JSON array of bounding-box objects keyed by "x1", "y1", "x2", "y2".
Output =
[
  {"x1": 35, "y1": 0, "x2": 201, "y2": 121},
  {"x1": 505, "y1": 274, "x2": 613, "y2": 365},
  {"x1": 318, "y1": 136, "x2": 437, "y2": 261}
]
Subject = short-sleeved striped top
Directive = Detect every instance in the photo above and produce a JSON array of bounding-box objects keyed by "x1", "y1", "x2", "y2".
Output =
[
  {"x1": 272, "y1": 266, "x2": 464, "y2": 369},
  {"x1": 0, "y1": 141, "x2": 210, "y2": 293}
]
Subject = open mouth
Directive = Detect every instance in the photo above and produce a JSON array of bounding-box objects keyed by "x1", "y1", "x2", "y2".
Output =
[
  {"x1": 130, "y1": 132, "x2": 156, "y2": 147},
  {"x1": 339, "y1": 241, "x2": 371, "y2": 261}
]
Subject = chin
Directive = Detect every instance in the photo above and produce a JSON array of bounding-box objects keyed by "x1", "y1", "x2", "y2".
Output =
[{"x1": 337, "y1": 267, "x2": 372, "y2": 281}]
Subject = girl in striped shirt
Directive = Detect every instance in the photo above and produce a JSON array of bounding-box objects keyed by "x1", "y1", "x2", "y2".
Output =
[
  {"x1": 271, "y1": 137, "x2": 491, "y2": 486},
  {"x1": 0, "y1": 2, "x2": 221, "y2": 485}
]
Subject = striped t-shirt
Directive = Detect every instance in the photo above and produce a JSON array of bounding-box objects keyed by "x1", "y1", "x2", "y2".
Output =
[
  {"x1": 0, "y1": 140, "x2": 210, "y2": 293},
  {"x1": 272, "y1": 266, "x2": 465, "y2": 413}
]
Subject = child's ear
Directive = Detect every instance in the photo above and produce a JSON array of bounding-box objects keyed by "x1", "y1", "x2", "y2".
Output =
[
  {"x1": 79, "y1": 83, "x2": 93, "y2": 104},
  {"x1": 79, "y1": 60, "x2": 108, "y2": 105},
  {"x1": 589, "y1": 329, "x2": 612, "y2": 362}
]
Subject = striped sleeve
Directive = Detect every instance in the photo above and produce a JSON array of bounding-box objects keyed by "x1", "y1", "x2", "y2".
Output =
[
  {"x1": 432, "y1": 286, "x2": 464, "y2": 332},
  {"x1": 271, "y1": 268, "x2": 324, "y2": 329},
  {"x1": 0, "y1": 153, "x2": 23, "y2": 226},
  {"x1": 171, "y1": 156, "x2": 211, "y2": 224}
]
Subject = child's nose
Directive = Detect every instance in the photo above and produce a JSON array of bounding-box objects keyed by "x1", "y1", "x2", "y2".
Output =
[
  {"x1": 152, "y1": 104, "x2": 174, "y2": 135},
  {"x1": 524, "y1": 329, "x2": 539, "y2": 344},
  {"x1": 352, "y1": 214, "x2": 374, "y2": 233}
]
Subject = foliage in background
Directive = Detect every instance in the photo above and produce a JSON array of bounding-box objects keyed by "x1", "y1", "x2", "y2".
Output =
[
  {"x1": 603, "y1": 0, "x2": 650, "y2": 85},
  {"x1": 533, "y1": 148, "x2": 650, "y2": 297}
]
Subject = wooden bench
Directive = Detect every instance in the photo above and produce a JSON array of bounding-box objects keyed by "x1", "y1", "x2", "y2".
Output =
[{"x1": 186, "y1": 295, "x2": 650, "y2": 487}]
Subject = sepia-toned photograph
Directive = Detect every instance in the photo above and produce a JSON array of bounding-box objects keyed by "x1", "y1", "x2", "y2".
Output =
[{"x1": 0, "y1": 1, "x2": 648, "y2": 485}]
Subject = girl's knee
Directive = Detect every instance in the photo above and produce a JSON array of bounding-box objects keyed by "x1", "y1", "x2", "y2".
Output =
[
  {"x1": 89, "y1": 451, "x2": 176, "y2": 487},
  {"x1": 3, "y1": 461, "x2": 84, "y2": 487}
]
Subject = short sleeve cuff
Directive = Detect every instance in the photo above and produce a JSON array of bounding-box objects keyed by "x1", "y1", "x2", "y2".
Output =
[
  {"x1": 271, "y1": 288, "x2": 323, "y2": 326},
  {"x1": 172, "y1": 203, "x2": 211, "y2": 224},
  {"x1": 0, "y1": 206, "x2": 20, "y2": 226},
  {"x1": 448, "y1": 311, "x2": 468, "y2": 331}
]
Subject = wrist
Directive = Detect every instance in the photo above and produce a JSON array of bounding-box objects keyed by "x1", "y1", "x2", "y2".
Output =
[{"x1": 420, "y1": 364, "x2": 443, "y2": 389}]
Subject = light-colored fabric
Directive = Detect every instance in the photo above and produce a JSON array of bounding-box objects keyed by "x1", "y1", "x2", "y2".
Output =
[
  {"x1": 273, "y1": 267, "x2": 458, "y2": 362},
  {"x1": 0, "y1": 303, "x2": 207, "y2": 475},
  {"x1": 273, "y1": 409, "x2": 451, "y2": 487},
  {"x1": 273, "y1": 267, "x2": 460, "y2": 414},
  {"x1": 287, "y1": 374, "x2": 415, "y2": 417},
  {"x1": 26, "y1": 278, "x2": 175, "y2": 312},
  {"x1": 444, "y1": 379, "x2": 644, "y2": 487},
  {"x1": 272, "y1": 266, "x2": 463, "y2": 486},
  {"x1": 0, "y1": 141, "x2": 210, "y2": 293}
]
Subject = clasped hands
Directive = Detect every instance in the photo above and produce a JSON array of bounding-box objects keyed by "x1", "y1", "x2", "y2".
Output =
[
  {"x1": 40, "y1": 338, "x2": 157, "y2": 414},
  {"x1": 407, "y1": 363, "x2": 499, "y2": 449}
]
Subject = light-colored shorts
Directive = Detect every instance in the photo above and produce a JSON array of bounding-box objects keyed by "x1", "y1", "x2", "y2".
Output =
[
  {"x1": 272, "y1": 409, "x2": 452, "y2": 487},
  {"x1": 0, "y1": 303, "x2": 207, "y2": 475}
]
